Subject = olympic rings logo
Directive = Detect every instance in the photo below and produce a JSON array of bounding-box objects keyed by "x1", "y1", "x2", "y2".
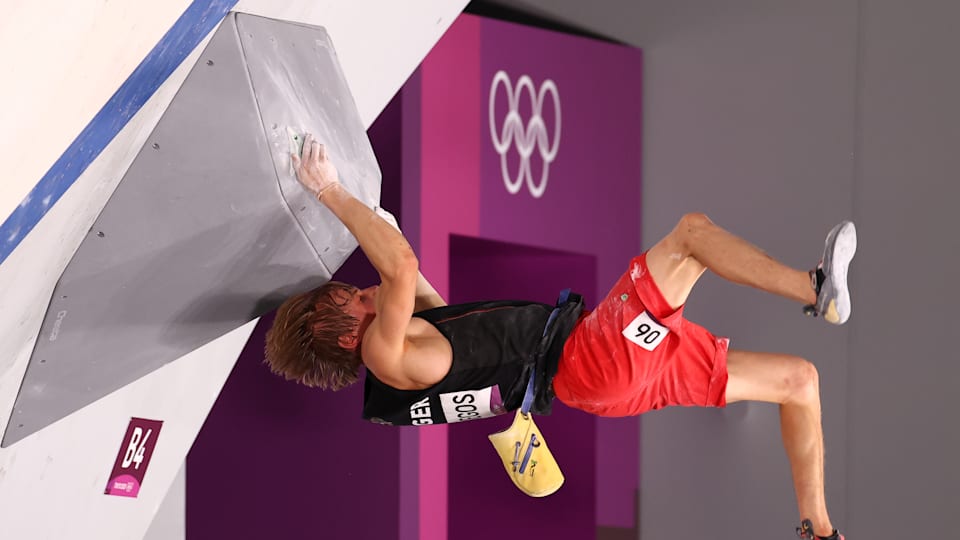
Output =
[{"x1": 488, "y1": 70, "x2": 561, "y2": 198}]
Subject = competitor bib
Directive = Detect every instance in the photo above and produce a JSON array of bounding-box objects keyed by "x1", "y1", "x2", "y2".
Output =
[
  {"x1": 622, "y1": 311, "x2": 669, "y2": 351},
  {"x1": 439, "y1": 385, "x2": 505, "y2": 423}
]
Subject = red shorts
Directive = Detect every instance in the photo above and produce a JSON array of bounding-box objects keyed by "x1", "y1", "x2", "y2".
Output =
[{"x1": 553, "y1": 253, "x2": 729, "y2": 417}]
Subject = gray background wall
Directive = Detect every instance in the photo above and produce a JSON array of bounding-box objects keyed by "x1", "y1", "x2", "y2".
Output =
[{"x1": 483, "y1": 1, "x2": 958, "y2": 538}]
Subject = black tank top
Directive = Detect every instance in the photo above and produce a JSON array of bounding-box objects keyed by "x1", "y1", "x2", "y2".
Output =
[{"x1": 362, "y1": 294, "x2": 583, "y2": 426}]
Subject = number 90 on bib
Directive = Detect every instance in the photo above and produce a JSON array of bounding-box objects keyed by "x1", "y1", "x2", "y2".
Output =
[{"x1": 622, "y1": 311, "x2": 669, "y2": 351}]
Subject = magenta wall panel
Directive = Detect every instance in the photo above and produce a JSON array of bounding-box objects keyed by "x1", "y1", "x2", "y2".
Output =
[
  {"x1": 414, "y1": 14, "x2": 482, "y2": 540},
  {"x1": 410, "y1": 13, "x2": 643, "y2": 538},
  {"x1": 477, "y1": 19, "x2": 643, "y2": 292}
]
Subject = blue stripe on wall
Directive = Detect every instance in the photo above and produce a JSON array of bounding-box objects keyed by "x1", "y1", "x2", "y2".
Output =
[{"x1": 0, "y1": 0, "x2": 238, "y2": 266}]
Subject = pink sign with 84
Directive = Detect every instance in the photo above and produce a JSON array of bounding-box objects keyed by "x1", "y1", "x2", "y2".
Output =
[{"x1": 104, "y1": 417, "x2": 163, "y2": 498}]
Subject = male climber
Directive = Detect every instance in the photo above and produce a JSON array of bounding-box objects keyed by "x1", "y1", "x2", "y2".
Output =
[{"x1": 264, "y1": 134, "x2": 854, "y2": 540}]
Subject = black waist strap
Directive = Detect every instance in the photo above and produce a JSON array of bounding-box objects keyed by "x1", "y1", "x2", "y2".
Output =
[{"x1": 527, "y1": 289, "x2": 584, "y2": 415}]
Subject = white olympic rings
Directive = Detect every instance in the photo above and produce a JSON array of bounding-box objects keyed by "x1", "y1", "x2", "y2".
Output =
[{"x1": 488, "y1": 70, "x2": 561, "y2": 198}]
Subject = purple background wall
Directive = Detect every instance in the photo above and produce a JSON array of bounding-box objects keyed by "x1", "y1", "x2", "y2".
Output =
[{"x1": 188, "y1": 12, "x2": 642, "y2": 540}]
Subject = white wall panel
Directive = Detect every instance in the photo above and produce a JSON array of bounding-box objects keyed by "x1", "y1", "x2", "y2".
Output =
[
  {"x1": 0, "y1": 0, "x2": 192, "y2": 222},
  {"x1": 0, "y1": 2, "x2": 467, "y2": 538}
]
